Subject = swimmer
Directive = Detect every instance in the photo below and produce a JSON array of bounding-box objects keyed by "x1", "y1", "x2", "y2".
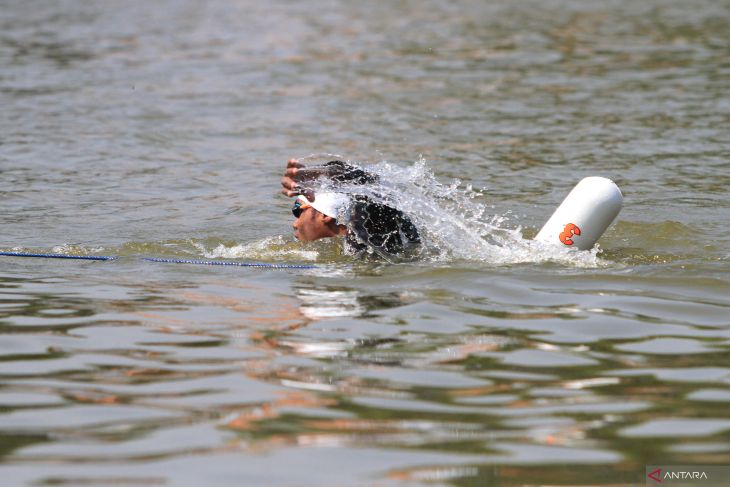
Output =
[
  {"x1": 281, "y1": 158, "x2": 420, "y2": 257},
  {"x1": 282, "y1": 159, "x2": 623, "y2": 256}
]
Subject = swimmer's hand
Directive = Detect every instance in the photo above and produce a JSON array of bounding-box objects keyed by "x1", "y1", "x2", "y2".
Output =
[
  {"x1": 280, "y1": 158, "x2": 378, "y2": 200},
  {"x1": 281, "y1": 158, "x2": 321, "y2": 201}
]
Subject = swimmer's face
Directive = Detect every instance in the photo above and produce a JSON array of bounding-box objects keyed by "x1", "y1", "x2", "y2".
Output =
[{"x1": 292, "y1": 199, "x2": 347, "y2": 242}]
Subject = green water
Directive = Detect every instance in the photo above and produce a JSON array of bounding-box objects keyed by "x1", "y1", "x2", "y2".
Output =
[{"x1": 1, "y1": 0, "x2": 729, "y2": 485}]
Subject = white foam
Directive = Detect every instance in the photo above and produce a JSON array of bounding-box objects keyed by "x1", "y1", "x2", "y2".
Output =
[
  {"x1": 312, "y1": 157, "x2": 609, "y2": 268},
  {"x1": 51, "y1": 244, "x2": 106, "y2": 255},
  {"x1": 193, "y1": 236, "x2": 320, "y2": 261}
]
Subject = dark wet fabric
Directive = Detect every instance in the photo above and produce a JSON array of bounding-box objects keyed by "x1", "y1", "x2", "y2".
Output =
[{"x1": 324, "y1": 161, "x2": 421, "y2": 257}]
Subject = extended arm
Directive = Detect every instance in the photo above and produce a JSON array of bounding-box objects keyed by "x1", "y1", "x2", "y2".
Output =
[{"x1": 280, "y1": 159, "x2": 377, "y2": 201}]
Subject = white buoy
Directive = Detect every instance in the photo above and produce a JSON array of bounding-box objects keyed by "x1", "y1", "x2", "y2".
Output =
[{"x1": 535, "y1": 177, "x2": 623, "y2": 250}]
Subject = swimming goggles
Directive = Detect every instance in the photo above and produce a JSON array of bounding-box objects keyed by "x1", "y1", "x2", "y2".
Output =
[{"x1": 292, "y1": 199, "x2": 311, "y2": 218}]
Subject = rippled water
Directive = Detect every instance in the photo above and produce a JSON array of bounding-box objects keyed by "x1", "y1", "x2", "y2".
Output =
[{"x1": 2, "y1": 0, "x2": 729, "y2": 485}]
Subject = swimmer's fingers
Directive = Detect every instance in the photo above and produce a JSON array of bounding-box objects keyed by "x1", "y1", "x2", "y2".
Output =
[
  {"x1": 280, "y1": 187, "x2": 316, "y2": 201},
  {"x1": 280, "y1": 176, "x2": 316, "y2": 201},
  {"x1": 281, "y1": 161, "x2": 302, "y2": 189},
  {"x1": 285, "y1": 160, "x2": 333, "y2": 181},
  {"x1": 282, "y1": 158, "x2": 318, "y2": 200},
  {"x1": 280, "y1": 175, "x2": 299, "y2": 193},
  {"x1": 286, "y1": 158, "x2": 303, "y2": 169},
  {"x1": 284, "y1": 159, "x2": 303, "y2": 179}
]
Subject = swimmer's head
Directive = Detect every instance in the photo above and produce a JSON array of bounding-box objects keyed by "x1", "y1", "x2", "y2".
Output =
[
  {"x1": 291, "y1": 193, "x2": 349, "y2": 242},
  {"x1": 289, "y1": 162, "x2": 421, "y2": 256}
]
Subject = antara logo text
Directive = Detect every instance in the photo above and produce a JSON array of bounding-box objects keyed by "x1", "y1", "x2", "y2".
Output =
[{"x1": 648, "y1": 468, "x2": 709, "y2": 483}]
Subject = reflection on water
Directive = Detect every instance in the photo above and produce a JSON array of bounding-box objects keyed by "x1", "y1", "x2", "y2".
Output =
[
  {"x1": 2, "y1": 0, "x2": 730, "y2": 485},
  {"x1": 3, "y1": 262, "x2": 728, "y2": 485}
]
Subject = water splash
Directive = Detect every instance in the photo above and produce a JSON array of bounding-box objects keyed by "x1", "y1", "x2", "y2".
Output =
[
  {"x1": 306, "y1": 155, "x2": 606, "y2": 267},
  {"x1": 193, "y1": 236, "x2": 321, "y2": 262},
  {"x1": 50, "y1": 244, "x2": 106, "y2": 255}
]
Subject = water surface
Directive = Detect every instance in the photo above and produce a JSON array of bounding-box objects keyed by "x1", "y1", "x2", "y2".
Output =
[{"x1": 1, "y1": 0, "x2": 729, "y2": 485}]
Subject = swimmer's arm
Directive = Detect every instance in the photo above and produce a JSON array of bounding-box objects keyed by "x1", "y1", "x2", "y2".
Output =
[
  {"x1": 281, "y1": 159, "x2": 313, "y2": 199},
  {"x1": 280, "y1": 158, "x2": 377, "y2": 200}
]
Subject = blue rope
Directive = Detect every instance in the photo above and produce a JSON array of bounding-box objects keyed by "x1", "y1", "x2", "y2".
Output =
[
  {"x1": 141, "y1": 257, "x2": 316, "y2": 269},
  {"x1": 0, "y1": 252, "x2": 117, "y2": 261},
  {"x1": 0, "y1": 251, "x2": 315, "y2": 269}
]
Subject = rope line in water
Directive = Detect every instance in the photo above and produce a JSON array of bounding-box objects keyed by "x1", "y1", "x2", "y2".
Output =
[
  {"x1": 0, "y1": 252, "x2": 315, "y2": 269},
  {"x1": 142, "y1": 257, "x2": 317, "y2": 269}
]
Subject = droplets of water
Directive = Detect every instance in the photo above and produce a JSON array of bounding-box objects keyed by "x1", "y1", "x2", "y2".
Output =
[
  {"x1": 193, "y1": 235, "x2": 320, "y2": 261},
  {"x1": 50, "y1": 244, "x2": 107, "y2": 255},
  {"x1": 307, "y1": 156, "x2": 606, "y2": 267}
]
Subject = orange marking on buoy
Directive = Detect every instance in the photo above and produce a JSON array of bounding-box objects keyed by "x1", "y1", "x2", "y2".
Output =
[{"x1": 559, "y1": 223, "x2": 581, "y2": 245}]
